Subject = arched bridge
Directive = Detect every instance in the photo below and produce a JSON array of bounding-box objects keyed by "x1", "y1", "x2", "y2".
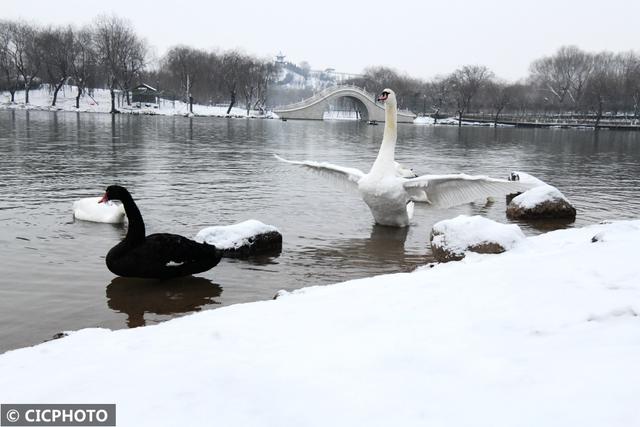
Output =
[{"x1": 273, "y1": 85, "x2": 416, "y2": 123}]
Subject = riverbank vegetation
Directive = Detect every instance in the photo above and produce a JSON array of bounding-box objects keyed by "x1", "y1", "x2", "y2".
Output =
[{"x1": 1, "y1": 15, "x2": 639, "y2": 125}]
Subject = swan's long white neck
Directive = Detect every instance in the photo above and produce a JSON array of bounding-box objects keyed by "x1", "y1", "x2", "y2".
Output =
[{"x1": 370, "y1": 101, "x2": 398, "y2": 175}]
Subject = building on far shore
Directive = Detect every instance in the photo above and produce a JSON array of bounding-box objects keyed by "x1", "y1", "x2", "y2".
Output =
[{"x1": 131, "y1": 84, "x2": 159, "y2": 107}]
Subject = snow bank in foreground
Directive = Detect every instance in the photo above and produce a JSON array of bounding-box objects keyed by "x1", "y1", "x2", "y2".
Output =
[
  {"x1": 194, "y1": 220, "x2": 280, "y2": 250},
  {"x1": 1, "y1": 220, "x2": 640, "y2": 427},
  {"x1": 431, "y1": 215, "x2": 525, "y2": 260}
]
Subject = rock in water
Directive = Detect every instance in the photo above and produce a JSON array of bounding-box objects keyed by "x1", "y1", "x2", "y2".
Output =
[
  {"x1": 195, "y1": 220, "x2": 282, "y2": 258},
  {"x1": 506, "y1": 185, "x2": 576, "y2": 220},
  {"x1": 430, "y1": 215, "x2": 525, "y2": 262}
]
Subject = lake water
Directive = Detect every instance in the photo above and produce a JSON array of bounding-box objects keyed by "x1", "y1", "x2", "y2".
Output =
[{"x1": 1, "y1": 110, "x2": 639, "y2": 353}]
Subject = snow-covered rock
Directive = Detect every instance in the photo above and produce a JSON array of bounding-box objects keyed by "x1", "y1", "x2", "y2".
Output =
[
  {"x1": 507, "y1": 185, "x2": 576, "y2": 220},
  {"x1": 2, "y1": 220, "x2": 640, "y2": 427},
  {"x1": 195, "y1": 220, "x2": 282, "y2": 258},
  {"x1": 72, "y1": 197, "x2": 125, "y2": 223},
  {"x1": 430, "y1": 215, "x2": 525, "y2": 262}
]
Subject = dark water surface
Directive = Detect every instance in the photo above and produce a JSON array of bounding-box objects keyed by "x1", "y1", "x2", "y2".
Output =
[{"x1": 1, "y1": 110, "x2": 639, "y2": 353}]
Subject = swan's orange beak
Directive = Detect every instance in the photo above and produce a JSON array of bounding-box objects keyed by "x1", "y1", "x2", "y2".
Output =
[
  {"x1": 377, "y1": 93, "x2": 388, "y2": 102},
  {"x1": 98, "y1": 193, "x2": 109, "y2": 204}
]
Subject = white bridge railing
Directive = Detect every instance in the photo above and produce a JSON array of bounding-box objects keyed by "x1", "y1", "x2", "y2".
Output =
[{"x1": 273, "y1": 85, "x2": 414, "y2": 115}]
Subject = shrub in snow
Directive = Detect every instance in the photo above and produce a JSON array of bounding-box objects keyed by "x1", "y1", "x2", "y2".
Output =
[
  {"x1": 195, "y1": 220, "x2": 282, "y2": 258},
  {"x1": 506, "y1": 185, "x2": 576, "y2": 220},
  {"x1": 430, "y1": 215, "x2": 525, "y2": 262}
]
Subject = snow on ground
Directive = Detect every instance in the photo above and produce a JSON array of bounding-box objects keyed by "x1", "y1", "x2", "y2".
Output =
[
  {"x1": 413, "y1": 116, "x2": 437, "y2": 125},
  {"x1": 431, "y1": 214, "x2": 525, "y2": 254},
  {"x1": 511, "y1": 184, "x2": 571, "y2": 209},
  {"x1": 1, "y1": 220, "x2": 640, "y2": 427},
  {"x1": 195, "y1": 219, "x2": 280, "y2": 250},
  {"x1": 414, "y1": 116, "x2": 516, "y2": 127},
  {"x1": 0, "y1": 85, "x2": 271, "y2": 118}
]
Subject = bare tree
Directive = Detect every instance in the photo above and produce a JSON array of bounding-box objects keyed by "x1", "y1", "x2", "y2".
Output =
[
  {"x1": 484, "y1": 80, "x2": 514, "y2": 126},
  {"x1": 0, "y1": 21, "x2": 21, "y2": 102},
  {"x1": 424, "y1": 77, "x2": 451, "y2": 124},
  {"x1": 93, "y1": 15, "x2": 141, "y2": 113},
  {"x1": 40, "y1": 25, "x2": 76, "y2": 106},
  {"x1": 70, "y1": 27, "x2": 97, "y2": 109},
  {"x1": 119, "y1": 37, "x2": 147, "y2": 106},
  {"x1": 585, "y1": 52, "x2": 621, "y2": 128},
  {"x1": 4, "y1": 21, "x2": 43, "y2": 104},
  {"x1": 530, "y1": 46, "x2": 593, "y2": 110},
  {"x1": 163, "y1": 46, "x2": 208, "y2": 113},
  {"x1": 253, "y1": 61, "x2": 277, "y2": 113},
  {"x1": 620, "y1": 52, "x2": 640, "y2": 122},
  {"x1": 449, "y1": 65, "x2": 493, "y2": 126},
  {"x1": 219, "y1": 50, "x2": 244, "y2": 114}
]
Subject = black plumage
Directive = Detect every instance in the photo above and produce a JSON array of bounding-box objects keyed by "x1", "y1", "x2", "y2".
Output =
[{"x1": 100, "y1": 185, "x2": 221, "y2": 279}]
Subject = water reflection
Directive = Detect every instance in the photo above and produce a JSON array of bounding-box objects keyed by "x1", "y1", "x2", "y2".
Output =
[
  {"x1": 297, "y1": 224, "x2": 429, "y2": 274},
  {"x1": 1, "y1": 111, "x2": 640, "y2": 352},
  {"x1": 106, "y1": 276, "x2": 222, "y2": 328}
]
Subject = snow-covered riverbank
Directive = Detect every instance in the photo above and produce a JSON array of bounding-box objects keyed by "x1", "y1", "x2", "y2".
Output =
[
  {"x1": 0, "y1": 85, "x2": 273, "y2": 118},
  {"x1": 1, "y1": 219, "x2": 639, "y2": 426}
]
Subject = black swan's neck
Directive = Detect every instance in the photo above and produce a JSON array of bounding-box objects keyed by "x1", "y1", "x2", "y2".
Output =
[{"x1": 121, "y1": 193, "x2": 146, "y2": 243}]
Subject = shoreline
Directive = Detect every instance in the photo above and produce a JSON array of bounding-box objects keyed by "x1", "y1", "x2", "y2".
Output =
[
  {"x1": 1, "y1": 219, "x2": 639, "y2": 426},
  {"x1": 0, "y1": 86, "x2": 276, "y2": 120}
]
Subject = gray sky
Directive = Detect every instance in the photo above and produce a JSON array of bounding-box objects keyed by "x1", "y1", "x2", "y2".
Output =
[{"x1": 3, "y1": 0, "x2": 639, "y2": 81}]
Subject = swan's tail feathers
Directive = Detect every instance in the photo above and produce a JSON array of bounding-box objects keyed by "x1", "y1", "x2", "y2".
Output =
[
  {"x1": 274, "y1": 154, "x2": 365, "y2": 192},
  {"x1": 403, "y1": 173, "x2": 536, "y2": 209}
]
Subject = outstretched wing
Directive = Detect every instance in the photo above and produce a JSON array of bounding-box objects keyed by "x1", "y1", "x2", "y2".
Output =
[
  {"x1": 274, "y1": 154, "x2": 365, "y2": 190},
  {"x1": 403, "y1": 173, "x2": 534, "y2": 208}
]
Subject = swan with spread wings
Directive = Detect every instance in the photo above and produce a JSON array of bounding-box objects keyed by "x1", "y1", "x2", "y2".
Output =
[{"x1": 276, "y1": 89, "x2": 532, "y2": 227}]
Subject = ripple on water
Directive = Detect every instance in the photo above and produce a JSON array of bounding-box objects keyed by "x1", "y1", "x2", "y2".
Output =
[{"x1": 0, "y1": 111, "x2": 639, "y2": 352}]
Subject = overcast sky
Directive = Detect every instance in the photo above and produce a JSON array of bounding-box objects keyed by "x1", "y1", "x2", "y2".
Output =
[{"x1": 3, "y1": 0, "x2": 639, "y2": 81}]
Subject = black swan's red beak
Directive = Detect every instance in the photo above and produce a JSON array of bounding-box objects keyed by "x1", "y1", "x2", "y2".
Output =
[{"x1": 98, "y1": 193, "x2": 109, "y2": 204}]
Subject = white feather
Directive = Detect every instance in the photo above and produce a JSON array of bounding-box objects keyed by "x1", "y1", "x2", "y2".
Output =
[{"x1": 403, "y1": 174, "x2": 534, "y2": 208}]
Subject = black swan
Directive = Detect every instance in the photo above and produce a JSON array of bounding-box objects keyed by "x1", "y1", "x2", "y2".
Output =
[{"x1": 99, "y1": 185, "x2": 221, "y2": 279}]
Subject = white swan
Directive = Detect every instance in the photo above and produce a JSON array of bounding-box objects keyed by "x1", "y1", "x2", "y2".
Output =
[
  {"x1": 276, "y1": 88, "x2": 532, "y2": 227},
  {"x1": 73, "y1": 196, "x2": 126, "y2": 223}
]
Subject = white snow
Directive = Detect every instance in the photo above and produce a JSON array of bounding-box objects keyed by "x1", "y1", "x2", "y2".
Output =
[
  {"x1": 413, "y1": 116, "x2": 436, "y2": 125},
  {"x1": 509, "y1": 171, "x2": 547, "y2": 187},
  {"x1": 413, "y1": 116, "x2": 515, "y2": 127},
  {"x1": 1, "y1": 219, "x2": 640, "y2": 427},
  {"x1": 0, "y1": 85, "x2": 271, "y2": 118},
  {"x1": 72, "y1": 197, "x2": 125, "y2": 224},
  {"x1": 431, "y1": 214, "x2": 525, "y2": 255},
  {"x1": 194, "y1": 219, "x2": 279, "y2": 250},
  {"x1": 511, "y1": 184, "x2": 571, "y2": 209}
]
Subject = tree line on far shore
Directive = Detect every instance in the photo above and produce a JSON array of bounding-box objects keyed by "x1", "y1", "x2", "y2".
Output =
[
  {"x1": 350, "y1": 45, "x2": 640, "y2": 126},
  {"x1": 0, "y1": 15, "x2": 277, "y2": 114},
  {"x1": 1, "y1": 14, "x2": 639, "y2": 125}
]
